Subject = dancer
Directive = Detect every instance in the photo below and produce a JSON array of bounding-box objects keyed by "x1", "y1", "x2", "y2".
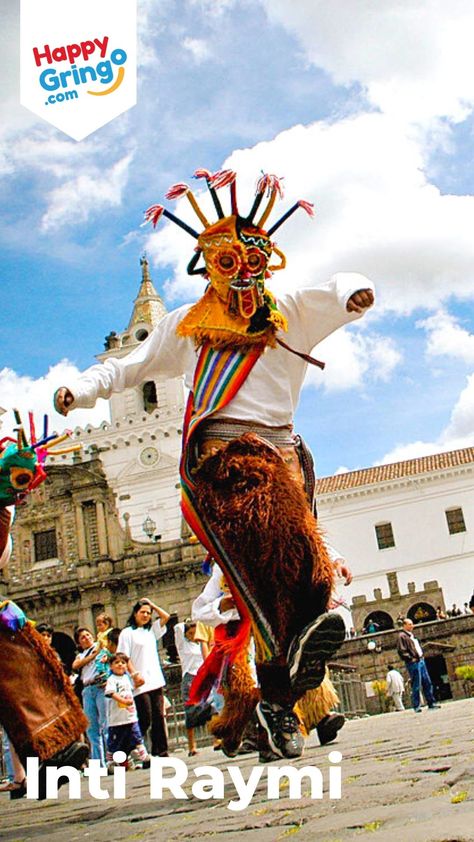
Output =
[
  {"x1": 0, "y1": 413, "x2": 89, "y2": 798},
  {"x1": 54, "y1": 168, "x2": 374, "y2": 758}
]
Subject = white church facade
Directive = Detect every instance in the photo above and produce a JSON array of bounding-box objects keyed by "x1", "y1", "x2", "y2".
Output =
[
  {"x1": 50, "y1": 257, "x2": 186, "y2": 543},
  {"x1": 316, "y1": 449, "x2": 474, "y2": 614}
]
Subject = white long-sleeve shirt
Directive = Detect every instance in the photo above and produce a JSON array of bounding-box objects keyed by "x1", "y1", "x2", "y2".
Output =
[
  {"x1": 192, "y1": 563, "x2": 240, "y2": 627},
  {"x1": 67, "y1": 273, "x2": 373, "y2": 426}
]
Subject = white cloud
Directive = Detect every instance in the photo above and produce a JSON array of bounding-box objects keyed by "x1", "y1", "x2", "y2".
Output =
[
  {"x1": 182, "y1": 37, "x2": 211, "y2": 62},
  {"x1": 0, "y1": 361, "x2": 110, "y2": 440},
  {"x1": 41, "y1": 152, "x2": 134, "y2": 230},
  {"x1": 418, "y1": 311, "x2": 474, "y2": 364},
  {"x1": 304, "y1": 328, "x2": 402, "y2": 393},
  {"x1": 260, "y1": 0, "x2": 474, "y2": 124},
  {"x1": 146, "y1": 112, "x2": 474, "y2": 316}
]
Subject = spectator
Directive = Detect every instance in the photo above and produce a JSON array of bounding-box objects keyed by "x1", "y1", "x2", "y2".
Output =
[
  {"x1": 463, "y1": 603, "x2": 471, "y2": 615},
  {"x1": 104, "y1": 653, "x2": 150, "y2": 770},
  {"x1": 72, "y1": 627, "x2": 108, "y2": 767},
  {"x1": 436, "y1": 607, "x2": 446, "y2": 620},
  {"x1": 385, "y1": 664, "x2": 405, "y2": 711},
  {"x1": 174, "y1": 620, "x2": 205, "y2": 756},
  {"x1": 397, "y1": 619, "x2": 441, "y2": 712},
  {"x1": 469, "y1": 591, "x2": 474, "y2": 614},
  {"x1": 117, "y1": 598, "x2": 170, "y2": 758}
]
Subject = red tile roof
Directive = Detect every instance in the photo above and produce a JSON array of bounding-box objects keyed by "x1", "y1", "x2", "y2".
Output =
[{"x1": 315, "y1": 447, "x2": 474, "y2": 495}]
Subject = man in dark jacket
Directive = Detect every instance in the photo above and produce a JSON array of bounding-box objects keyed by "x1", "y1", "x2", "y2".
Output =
[{"x1": 397, "y1": 618, "x2": 441, "y2": 712}]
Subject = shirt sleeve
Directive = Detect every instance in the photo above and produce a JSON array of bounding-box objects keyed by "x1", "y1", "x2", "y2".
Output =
[
  {"x1": 281, "y1": 273, "x2": 375, "y2": 353},
  {"x1": 152, "y1": 619, "x2": 167, "y2": 641},
  {"x1": 68, "y1": 305, "x2": 192, "y2": 409},
  {"x1": 117, "y1": 628, "x2": 132, "y2": 658},
  {"x1": 191, "y1": 564, "x2": 240, "y2": 626},
  {"x1": 104, "y1": 676, "x2": 116, "y2": 697}
]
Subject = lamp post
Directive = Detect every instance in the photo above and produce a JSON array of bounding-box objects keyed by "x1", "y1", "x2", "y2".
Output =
[{"x1": 142, "y1": 515, "x2": 156, "y2": 540}]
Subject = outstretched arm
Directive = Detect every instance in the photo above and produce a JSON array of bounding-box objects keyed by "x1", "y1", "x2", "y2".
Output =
[{"x1": 53, "y1": 304, "x2": 191, "y2": 416}]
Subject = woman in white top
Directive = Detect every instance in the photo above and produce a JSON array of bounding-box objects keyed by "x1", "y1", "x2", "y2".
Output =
[{"x1": 117, "y1": 598, "x2": 170, "y2": 757}]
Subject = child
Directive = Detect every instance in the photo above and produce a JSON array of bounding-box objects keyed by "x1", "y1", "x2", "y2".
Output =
[{"x1": 104, "y1": 653, "x2": 150, "y2": 769}]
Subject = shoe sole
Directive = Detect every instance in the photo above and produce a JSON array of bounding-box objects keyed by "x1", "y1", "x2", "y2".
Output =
[
  {"x1": 256, "y1": 704, "x2": 284, "y2": 759},
  {"x1": 317, "y1": 713, "x2": 345, "y2": 746},
  {"x1": 37, "y1": 743, "x2": 89, "y2": 800},
  {"x1": 288, "y1": 613, "x2": 346, "y2": 696}
]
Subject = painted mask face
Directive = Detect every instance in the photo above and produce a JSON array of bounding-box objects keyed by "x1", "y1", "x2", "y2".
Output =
[
  {"x1": 0, "y1": 444, "x2": 37, "y2": 506},
  {"x1": 198, "y1": 216, "x2": 279, "y2": 319}
]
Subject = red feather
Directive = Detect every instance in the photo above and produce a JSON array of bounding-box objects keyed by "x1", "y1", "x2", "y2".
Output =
[
  {"x1": 210, "y1": 169, "x2": 236, "y2": 189},
  {"x1": 165, "y1": 182, "x2": 190, "y2": 200},
  {"x1": 298, "y1": 200, "x2": 315, "y2": 216},
  {"x1": 142, "y1": 204, "x2": 165, "y2": 228},
  {"x1": 256, "y1": 173, "x2": 284, "y2": 198}
]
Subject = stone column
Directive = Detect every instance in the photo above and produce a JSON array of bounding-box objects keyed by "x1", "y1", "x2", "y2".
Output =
[
  {"x1": 96, "y1": 501, "x2": 108, "y2": 556},
  {"x1": 75, "y1": 504, "x2": 87, "y2": 560}
]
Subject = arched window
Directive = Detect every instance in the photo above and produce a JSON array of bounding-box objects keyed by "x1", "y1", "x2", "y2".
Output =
[
  {"x1": 407, "y1": 602, "x2": 436, "y2": 624},
  {"x1": 143, "y1": 381, "x2": 158, "y2": 414},
  {"x1": 362, "y1": 611, "x2": 394, "y2": 633}
]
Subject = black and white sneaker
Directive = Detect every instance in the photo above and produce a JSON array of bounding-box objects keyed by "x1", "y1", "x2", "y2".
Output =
[
  {"x1": 287, "y1": 613, "x2": 346, "y2": 697},
  {"x1": 256, "y1": 701, "x2": 304, "y2": 759}
]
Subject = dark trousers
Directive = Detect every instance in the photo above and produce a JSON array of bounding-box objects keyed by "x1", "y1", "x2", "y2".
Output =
[
  {"x1": 407, "y1": 659, "x2": 436, "y2": 709},
  {"x1": 134, "y1": 688, "x2": 168, "y2": 756}
]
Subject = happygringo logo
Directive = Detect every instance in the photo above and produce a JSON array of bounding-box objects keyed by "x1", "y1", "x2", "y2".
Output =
[{"x1": 33, "y1": 36, "x2": 127, "y2": 108}]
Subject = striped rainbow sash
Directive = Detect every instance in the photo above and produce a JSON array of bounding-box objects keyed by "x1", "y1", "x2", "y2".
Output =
[{"x1": 180, "y1": 343, "x2": 277, "y2": 661}]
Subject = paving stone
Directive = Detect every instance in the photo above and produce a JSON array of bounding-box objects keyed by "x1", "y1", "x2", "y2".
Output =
[{"x1": 1, "y1": 698, "x2": 473, "y2": 841}]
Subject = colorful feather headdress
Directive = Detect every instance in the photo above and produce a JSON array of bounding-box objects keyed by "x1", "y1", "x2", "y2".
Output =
[{"x1": 143, "y1": 169, "x2": 315, "y2": 351}]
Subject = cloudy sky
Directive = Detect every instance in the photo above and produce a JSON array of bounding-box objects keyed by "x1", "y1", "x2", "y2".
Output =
[{"x1": 1, "y1": 0, "x2": 474, "y2": 477}]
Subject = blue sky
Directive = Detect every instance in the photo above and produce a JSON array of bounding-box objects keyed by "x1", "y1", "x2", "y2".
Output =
[{"x1": 1, "y1": 0, "x2": 474, "y2": 477}]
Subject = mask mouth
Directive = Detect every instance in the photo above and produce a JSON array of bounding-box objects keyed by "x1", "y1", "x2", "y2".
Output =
[{"x1": 229, "y1": 275, "x2": 256, "y2": 291}]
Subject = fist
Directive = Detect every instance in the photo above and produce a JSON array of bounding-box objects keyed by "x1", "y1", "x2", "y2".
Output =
[
  {"x1": 346, "y1": 288, "x2": 374, "y2": 313},
  {"x1": 54, "y1": 387, "x2": 75, "y2": 416}
]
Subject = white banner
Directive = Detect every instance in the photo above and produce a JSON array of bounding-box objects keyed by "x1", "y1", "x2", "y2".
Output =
[{"x1": 20, "y1": 0, "x2": 137, "y2": 141}]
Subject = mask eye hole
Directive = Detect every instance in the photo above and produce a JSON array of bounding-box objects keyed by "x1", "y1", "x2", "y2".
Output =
[
  {"x1": 10, "y1": 467, "x2": 34, "y2": 489},
  {"x1": 245, "y1": 248, "x2": 268, "y2": 275},
  {"x1": 216, "y1": 251, "x2": 240, "y2": 274}
]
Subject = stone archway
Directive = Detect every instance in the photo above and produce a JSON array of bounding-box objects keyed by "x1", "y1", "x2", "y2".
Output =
[
  {"x1": 407, "y1": 602, "x2": 437, "y2": 624},
  {"x1": 362, "y1": 610, "x2": 394, "y2": 633}
]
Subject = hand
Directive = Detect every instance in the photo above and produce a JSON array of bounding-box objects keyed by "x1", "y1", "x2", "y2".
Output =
[
  {"x1": 334, "y1": 559, "x2": 353, "y2": 585},
  {"x1": 132, "y1": 673, "x2": 145, "y2": 688},
  {"x1": 219, "y1": 596, "x2": 235, "y2": 613},
  {"x1": 54, "y1": 387, "x2": 75, "y2": 416},
  {"x1": 346, "y1": 288, "x2": 374, "y2": 313}
]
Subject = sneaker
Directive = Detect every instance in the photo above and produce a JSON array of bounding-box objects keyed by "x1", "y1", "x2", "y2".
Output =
[
  {"x1": 256, "y1": 701, "x2": 304, "y2": 759},
  {"x1": 428, "y1": 704, "x2": 441, "y2": 709},
  {"x1": 37, "y1": 741, "x2": 89, "y2": 800},
  {"x1": 414, "y1": 707, "x2": 422, "y2": 713},
  {"x1": 316, "y1": 713, "x2": 345, "y2": 746},
  {"x1": 257, "y1": 725, "x2": 281, "y2": 763},
  {"x1": 287, "y1": 613, "x2": 346, "y2": 697}
]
